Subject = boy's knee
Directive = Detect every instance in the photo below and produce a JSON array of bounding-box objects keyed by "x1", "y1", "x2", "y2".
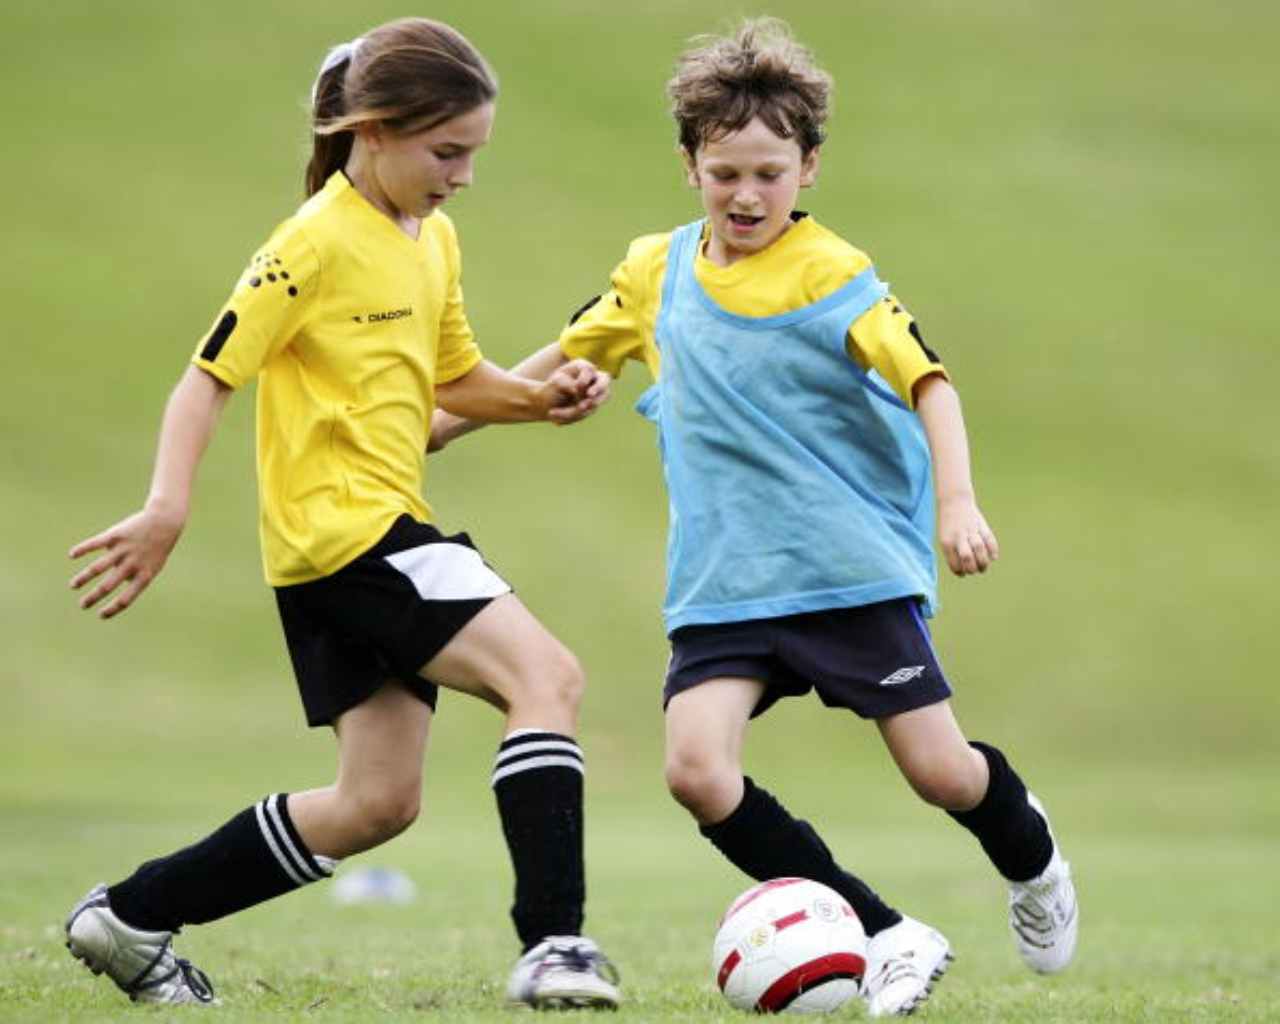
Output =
[
  {"x1": 905, "y1": 757, "x2": 986, "y2": 811},
  {"x1": 664, "y1": 747, "x2": 737, "y2": 819}
]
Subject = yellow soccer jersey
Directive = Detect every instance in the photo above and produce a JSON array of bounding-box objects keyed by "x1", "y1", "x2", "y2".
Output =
[
  {"x1": 193, "y1": 172, "x2": 483, "y2": 585},
  {"x1": 559, "y1": 214, "x2": 945, "y2": 407}
]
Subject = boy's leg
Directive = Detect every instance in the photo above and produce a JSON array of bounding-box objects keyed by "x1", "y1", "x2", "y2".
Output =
[
  {"x1": 420, "y1": 593, "x2": 619, "y2": 1009},
  {"x1": 67, "y1": 681, "x2": 430, "y2": 1004},
  {"x1": 665, "y1": 678, "x2": 902, "y2": 934},
  {"x1": 666, "y1": 677, "x2": 950, "y2": 1018},
  {"x1": 878, "y1": 701, "x2": 1078, "y2": 973}
]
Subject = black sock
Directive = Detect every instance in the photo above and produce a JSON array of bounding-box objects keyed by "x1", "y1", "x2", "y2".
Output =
[
  {"x1": 947, "y1": 741, "x2": 1053, "y2": 882},
  {"x1": 699, "y1": 776, "x2": 902, "y2": 936},
  {"x1": 492, "y1": 730, "x2": 585, "y2": 950},
  {"x1": 108, "y1": 793, "x2": 337, "y2": 932}
]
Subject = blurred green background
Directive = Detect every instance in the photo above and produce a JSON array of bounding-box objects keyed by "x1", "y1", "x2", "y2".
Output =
[{"x1": 2, "y1": 0, "x2": 1277, "y2": 1019}]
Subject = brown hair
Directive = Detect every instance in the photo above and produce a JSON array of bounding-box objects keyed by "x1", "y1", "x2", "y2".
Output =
[
  {"x1": 667, "y1": 17, "x2": 831, "y2": 158},
  {"x1": 305, "y1": 18, "x2": 498, "y2": 196}
]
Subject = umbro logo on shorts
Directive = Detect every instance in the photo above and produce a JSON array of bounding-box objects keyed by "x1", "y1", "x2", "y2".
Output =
[{"x1": 878, "y1": 665, "x2": 926, "y2": 686}]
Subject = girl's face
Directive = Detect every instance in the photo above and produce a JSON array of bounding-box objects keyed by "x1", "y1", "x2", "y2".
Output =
[
  {"x1": 684, "y1": 116, "x2": 819, "y2": 266},
  {"x1": 362, "y1": 102, "x2": 496, "y2": 226}
]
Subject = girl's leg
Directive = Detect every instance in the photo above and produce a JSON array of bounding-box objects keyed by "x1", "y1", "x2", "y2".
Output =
[
  {"x1": 107, "y1": 680, "x2": 430, "y2": 929},
  {"x1": 66, "y1": 680, "x2": 431, "y2": 1004},
  {"x1": 418, "y1": 593, "x2": 617, "y2": 1008},
  {"x1": 420, "y1": 593, "x2": 586, "y2": 946},
  {"x1": 665, "y1": 677, "x2": 902, "y2": 936},
  {"x1": 288, "y1": 680, "x2": 432, "y2": 856}
]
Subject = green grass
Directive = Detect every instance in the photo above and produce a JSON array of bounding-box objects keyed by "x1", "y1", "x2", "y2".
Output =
[{"x1": 3, "y1": 0, "x2": 1279, "y2": 1019}]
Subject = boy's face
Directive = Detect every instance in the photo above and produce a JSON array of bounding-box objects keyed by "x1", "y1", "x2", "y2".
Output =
[{"x1": 684, "y1": 117, "x2": 819, "y2": 266}]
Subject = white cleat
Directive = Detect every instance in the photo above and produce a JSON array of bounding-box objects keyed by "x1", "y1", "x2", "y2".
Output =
[
  {"x1": 65, "y1": 884, "x2": 216, "y2": 1005},
  {"x1": 506, "y1": 935, "x2": 621, "y2": 1010},
  {"x1": 862, "y1": 914, "x2": 953, "y2": 1017},
  {"x1": 1009, "y1": 794, "x2": 1078, "y2": 973}
]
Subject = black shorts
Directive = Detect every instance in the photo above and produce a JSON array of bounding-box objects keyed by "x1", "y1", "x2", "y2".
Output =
[
  {"x1": 274, "y1": 516, "x2": 511, "y2": 728},
  {"x1": 663, "y1": 599, "x2": 953, "y2": 720}
]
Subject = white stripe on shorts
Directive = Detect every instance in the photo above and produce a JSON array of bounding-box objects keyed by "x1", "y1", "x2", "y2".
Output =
[{"x1": 384, "y1": 543, "x2": 511, "y2": 602}]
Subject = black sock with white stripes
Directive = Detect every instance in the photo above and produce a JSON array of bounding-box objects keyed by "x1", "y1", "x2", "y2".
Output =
[
  {"x1": 700, "y1": 776, "x2": 903, "y2": 936},
  {"x1": 492, "y1": 730, "x2": 585, "y2": 950},
  {"x1": 107, "y1": 793, "x2": 337, "y2": 933}
]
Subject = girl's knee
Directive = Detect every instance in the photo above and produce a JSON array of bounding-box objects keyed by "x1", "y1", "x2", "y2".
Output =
[
  {"x1": 512, "y1": 643, "x2": 585, "y2": 716},
  {"x1": 347, "y1": 784, "x2": 421, "y2": 847}
]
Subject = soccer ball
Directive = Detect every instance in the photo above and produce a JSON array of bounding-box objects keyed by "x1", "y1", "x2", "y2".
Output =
[{"x1": 713, "y1": 878, "x2": 867, "y2": 1014}]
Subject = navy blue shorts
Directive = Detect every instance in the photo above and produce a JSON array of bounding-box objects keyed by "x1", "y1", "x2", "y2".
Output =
[
  {"x1": 275, "y1": 516, "x2": 511, "y2": 728},
  {"x1": 663, "y1": 599, "x2": 952, "y2": 720}
]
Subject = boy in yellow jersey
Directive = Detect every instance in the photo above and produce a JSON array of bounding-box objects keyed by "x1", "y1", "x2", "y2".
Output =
[
  {"x1": 64, "y1": 18, "x2": 619, "y2": 1010},
  {"x1": 434, "y1": 17, "x2": 1076, "y2": 1017}
]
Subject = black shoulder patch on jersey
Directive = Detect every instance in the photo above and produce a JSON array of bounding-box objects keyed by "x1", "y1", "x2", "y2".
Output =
[
  {"x1": 568, "y1": 293, "x2": 604, "y2": 325},
  {"x1": 199, "y1": 310, "x2": 237, "y2": 362},
  {"x1": 908, "y1": 320, "x2": 941, "y2": 364}
]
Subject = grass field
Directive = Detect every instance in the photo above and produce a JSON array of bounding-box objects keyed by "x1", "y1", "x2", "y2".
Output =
[{"x1": 2, "y1": 0, "x2": 1278, "y2": 1020}]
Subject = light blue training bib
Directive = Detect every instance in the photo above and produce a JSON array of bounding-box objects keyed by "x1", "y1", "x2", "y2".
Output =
[{"x1": 636, "y1": 219, "x2": 938, "y2": 634}]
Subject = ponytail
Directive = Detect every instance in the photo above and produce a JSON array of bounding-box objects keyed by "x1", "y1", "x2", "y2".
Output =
[
  {"x1": 303, "y1": 19, "x2": 498, "y2": 198},
  {"x1": 305, "y1": 45, "x2": 357, "y2": 197}
]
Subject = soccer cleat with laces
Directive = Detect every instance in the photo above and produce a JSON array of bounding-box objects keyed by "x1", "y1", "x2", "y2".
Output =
[
  {"x1": 65, "y1": 884, "x2": 216, "y2": 1005},
  {"x1": 506, "y1": 935, "x2": 621, "y2": 1009},
  {"x1": 1008, "y1": 793, "x2": 1078, "y2": 973},
  {"x1": 861, "y1": 914, "x2": 953, "y2": 1017}
]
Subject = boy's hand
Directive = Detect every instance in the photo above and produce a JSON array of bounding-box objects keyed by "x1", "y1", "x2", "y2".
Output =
[
  {"x1": 69, "y1": 506, "x2": 184, "y2": 619},
  {"x1": 937, "y1": 495, "x2": 999, "y2": 576},
  {"x1": 540, "y1": 359, "x2": 611, "y2": 424}
]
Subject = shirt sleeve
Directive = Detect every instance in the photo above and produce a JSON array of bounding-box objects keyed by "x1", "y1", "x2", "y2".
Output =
[
  {"x1": 558, "y1": 235, "x2": 664, "y2": 379},
  {"x1": 432, "y1": 214, "x2": 484, "y2": 385},
  {"x1": 191, "y1": 223, "x2": 320, "y2": 389},
  {"x1": 847, "y1": 294, "x2": 947, "y2": 408}
]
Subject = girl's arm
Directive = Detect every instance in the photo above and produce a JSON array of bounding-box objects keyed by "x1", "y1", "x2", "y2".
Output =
[
  {"x1": 430, "y1": 342, "x2": 576, "y2": 451},
  {"x1": 70, "y1": 365, "x2": 232, "y2": 618},
  {"x1": 914, "y1": 373, "x2": 1000, "y2": 576}
]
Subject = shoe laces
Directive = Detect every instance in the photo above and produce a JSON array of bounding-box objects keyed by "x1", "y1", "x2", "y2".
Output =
[
  {"x1": 128, "y1": 940, "x2": 216, "y2": 1003},
  {"x1": 541, "y1": 942, "x2": 621, "y2": 986},
  {"x1": 867, "y1": 949, "x2": 925, "y2": 993}
]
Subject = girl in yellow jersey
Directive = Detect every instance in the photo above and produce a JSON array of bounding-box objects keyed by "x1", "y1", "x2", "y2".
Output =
[
  {"x1": 436, "y1": 18, "x2": 1077, "y2": 1017},
  {"x1": 64, "y1": 18, "x2": 619, "y2": 1010}
]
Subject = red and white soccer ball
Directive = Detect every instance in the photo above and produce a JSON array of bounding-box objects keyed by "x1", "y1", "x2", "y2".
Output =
[{"x1": 713, "y1": 878, "x2": 867, "y2": 1014}]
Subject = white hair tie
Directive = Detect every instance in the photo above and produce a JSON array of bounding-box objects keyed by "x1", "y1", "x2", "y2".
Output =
[{"x1": 311, "y1": 38, "x2": 362, "y2": 104}]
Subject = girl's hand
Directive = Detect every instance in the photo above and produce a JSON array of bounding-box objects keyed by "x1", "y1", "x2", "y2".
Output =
[
  {"x1": 542, "y1": 359, "x2": 611, "y2": 424},
  {"x1": 69, "y1": 506, "x2": 185, "y2": 619},
  {"x1": 937, "y1": 495, "x2": 1000, "y2": 576}
]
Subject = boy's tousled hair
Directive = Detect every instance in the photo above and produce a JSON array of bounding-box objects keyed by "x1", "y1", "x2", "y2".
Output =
[
  {"x1": 306, "y1": 18, "x2": 498, "y2": 197},
  {"x1": 667, "y1": 17, "x2": 831, "y2": 157}
]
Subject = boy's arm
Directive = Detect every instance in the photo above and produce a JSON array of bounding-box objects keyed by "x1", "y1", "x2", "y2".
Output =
[
  {"x1": 914, "y1": 373, "x2": 1000, "y2": 577},
  {"x1": 430, "y1": 342, "x2": 573, "y2": 451},
  {"x1": 70, "y1": 364, "x2": 232, "y2": 618}
]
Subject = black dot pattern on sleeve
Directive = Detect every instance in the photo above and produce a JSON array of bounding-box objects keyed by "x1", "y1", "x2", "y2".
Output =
[{"x1": 246, "y1": 249, "x2": 300, "y2": 299}]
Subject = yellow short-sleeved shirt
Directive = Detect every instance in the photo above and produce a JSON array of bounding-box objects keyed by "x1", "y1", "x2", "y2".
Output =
[
  {"x1": 193, "y1": 172, "x2": 483, "y2": 585},
  {"x1": 559, "y1": 214, "x2": 945, "y2": 406}
]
